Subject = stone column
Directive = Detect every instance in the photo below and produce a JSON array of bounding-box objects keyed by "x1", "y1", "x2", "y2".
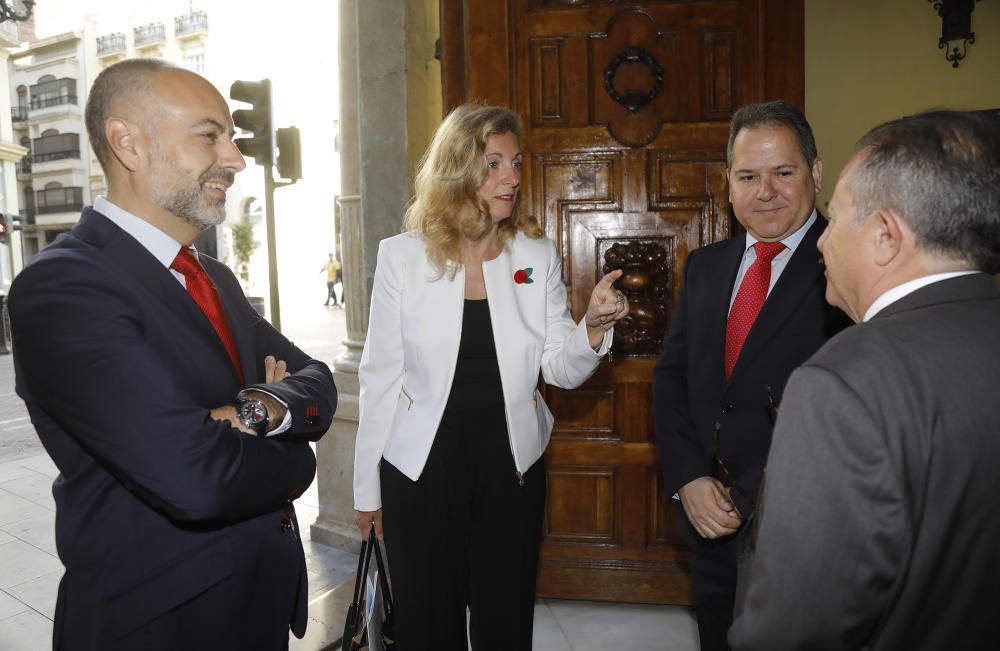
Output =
[{"x1": 311, "y1": 0, "x2": 410, "y2": 551}]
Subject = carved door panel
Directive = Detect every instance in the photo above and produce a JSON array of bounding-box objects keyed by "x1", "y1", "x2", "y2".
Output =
[{"x1": 441, "y1": 0, "x2": 803, "y2": 604}]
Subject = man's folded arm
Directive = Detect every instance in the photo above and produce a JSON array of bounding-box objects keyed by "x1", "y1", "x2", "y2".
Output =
[{"x1": 10, "y1": 259, "x2": 318, "y2": 524}]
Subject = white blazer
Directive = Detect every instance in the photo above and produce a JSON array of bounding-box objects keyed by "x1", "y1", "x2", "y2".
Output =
[{"x1": 353, "y1": 231, "x2": 612, "y2": 511}]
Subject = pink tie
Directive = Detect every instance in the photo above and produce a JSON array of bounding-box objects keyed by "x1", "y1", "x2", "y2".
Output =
[
  {"x1": 725, "y1": 241, "x2": 786, "y2": 379},
  {"x1": 171, "y1": 247, "x2": 244, "y2": 383}
]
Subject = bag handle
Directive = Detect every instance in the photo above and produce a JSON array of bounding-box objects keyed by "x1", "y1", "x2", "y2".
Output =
[
  {"x1": 371, "y1": 529, "x2": 394, "y2": 616},
  {"x1": 348, "y1": 525, "x2": 376, "y2": 623}
]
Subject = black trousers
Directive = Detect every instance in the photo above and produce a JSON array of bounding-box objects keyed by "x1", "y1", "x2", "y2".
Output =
[
  {"x1": 678, "y1": 511, "x2": 740, "y2": 651},
  {"x1": 380, "y1": 404, "x2": 545, "y2": 651}
]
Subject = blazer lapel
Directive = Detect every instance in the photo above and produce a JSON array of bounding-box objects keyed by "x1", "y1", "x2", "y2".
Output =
[
  {"x1": 77, "y1": 209, "x2": 242, "y2": 379},
  {"x1": 727, "y1": 217, "x2": 825, "y2": 385},
  {"x1": 210, "y1": 267, "x2": 257, "y2": 384},
  {"x1": 708, "y1": 238, "x2": 748, "y2": 386}
]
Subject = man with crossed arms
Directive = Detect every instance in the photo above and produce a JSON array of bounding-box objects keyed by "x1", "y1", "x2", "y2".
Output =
[{"x1": 9, "y1": 59, "x2": 336, "y2": 649}]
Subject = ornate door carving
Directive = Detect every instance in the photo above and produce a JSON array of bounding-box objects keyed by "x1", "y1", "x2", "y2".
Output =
[{"x1": 441, "y1": 0, "x2": 803, "y2": 604}]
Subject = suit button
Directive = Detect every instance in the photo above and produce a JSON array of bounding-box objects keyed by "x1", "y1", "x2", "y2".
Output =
[{"x1": 721, "y1": 403, "x2": 734, "y2": 415}]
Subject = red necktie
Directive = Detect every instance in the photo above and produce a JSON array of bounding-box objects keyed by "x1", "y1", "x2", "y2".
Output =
[
  {"x1": 724, "y1": 241, "x2": 786, "y2": 379},
  {"x1": 171, "y1": 247, "x2": 244, "y2": 383}
]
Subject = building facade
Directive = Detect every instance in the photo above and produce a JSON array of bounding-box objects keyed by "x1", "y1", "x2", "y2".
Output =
[
  {"x1": 0, "y1": 17, "x2": 28, "y2": 293},
  {"x1": 9, "y1": 31, "x2": 90, "y2": 266},
  {"x1": 5, "y1": 7, "x2": 254, "y2": 276}
]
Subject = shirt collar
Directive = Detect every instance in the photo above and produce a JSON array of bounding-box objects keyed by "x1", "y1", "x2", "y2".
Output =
[
  {"x1": 743, "y1": 208, "x2": 818, "y2": 255},
  {"x1": 95, "y1": 196, "x2": 186, "y2": 267},
  {"x1": 863, "y1": 270, "x2": 980, "y2": 322}
]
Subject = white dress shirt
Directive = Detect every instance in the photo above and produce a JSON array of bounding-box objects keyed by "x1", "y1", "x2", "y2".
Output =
[
  {"x1": 863, "y1": 271, "x2": 979, "y2": 322},
  {"x1": 729, "y1": 209, "x2": 819, "y2": 312}
]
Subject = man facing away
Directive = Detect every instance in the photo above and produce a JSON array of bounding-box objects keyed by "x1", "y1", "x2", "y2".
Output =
[
  {"x1": 654, "y1": 100, "x2": 850, "y2": 650},
  {"x1": 8, "y1": 59, "x2": 337, "y2": 650},
  {"x1": 730, "y1": 110, "x2": 1000, "y2": 650}
]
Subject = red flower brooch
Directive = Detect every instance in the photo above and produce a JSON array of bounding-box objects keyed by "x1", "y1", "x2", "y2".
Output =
[{"x1": 513, "y1": 268, "x2": 534, "y2": 284}]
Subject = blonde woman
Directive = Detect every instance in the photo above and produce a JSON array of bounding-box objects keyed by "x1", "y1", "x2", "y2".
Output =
[{"x1": 353, "y1": 103, "x2": 628, "y2": 650}]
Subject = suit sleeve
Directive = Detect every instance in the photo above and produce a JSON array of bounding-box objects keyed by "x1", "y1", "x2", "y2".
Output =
[
  {"x1": 238, "y1": 293, "x2": 337, "y2": 443},
  {"x1": 653, "y1": 253, "x2": 713, "y2": 495},
  {"x1": 729, "y1": 364, "x2": 904, "y2": 650},
  {"x1": 353, "y1": 238, "x2": 406, "y2": 511},
  {"x1": 539, "y1": 238, "x2": 609, "y2": 389},
  {"x1": 9, "y1": 255, "x2": 319, "y2": 524}
]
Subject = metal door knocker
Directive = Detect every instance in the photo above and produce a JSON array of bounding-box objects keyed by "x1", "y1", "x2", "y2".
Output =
[{"x1": 603, "y1": 46, "x2": 664, "y2": 114}]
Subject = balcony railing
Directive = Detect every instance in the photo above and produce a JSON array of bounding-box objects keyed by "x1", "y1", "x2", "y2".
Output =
[
  {"x1": 36, "y1": 187, "x2": 84, "y2": 215},
  {"x1": 175, "y1": 11, "x2": 208, "y2": 37},
  {"x1": 15, "y1": 160, "x2": 31, "y2": 175},
  {"x1": 32, "y1": 150, "x2": 81, "y2": 163},
  {"x1": 11, "y1": 106, "x2": 28, "y2": 121},
  {"x1": 37, "y1": 202, "x2": 84, "y2": 215},
  {"x1": 32, "y1": 133, "x2": 81, "y2": 164},
  {"x1": 97, "y1": 32, "x2": 126, "y2": 56},
  {"x1": 21, "y1": 208, "x2": 36, "y2": 223},
  {"x1": 30, "y1": 95, "x2": 78, "y2": 110},
  {"x1": 134, "y1": 22, "x2": 166, "y2": 47}
]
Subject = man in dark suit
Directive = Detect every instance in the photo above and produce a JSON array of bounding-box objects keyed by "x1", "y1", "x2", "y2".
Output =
[
  {"x1": 653, "y1": 100, "x2": 849, "y2": 650},
  {"x1": 8, "y1": 59, "x2": 337, "y2": 650},
  {"x1": 730, "y1": 110, "x2": 1000, "y2": 650}
]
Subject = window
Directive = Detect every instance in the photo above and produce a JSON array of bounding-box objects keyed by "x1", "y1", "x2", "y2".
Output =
[
  {"x1": 16, "y1": 85, "x2": 27, "y2": 112},
  {"x1": 183, "y1": 45, "x2": 205, "y2": 73},
  {"x1": 29, "y1": 77, "x2": 78, "y2": 110}
]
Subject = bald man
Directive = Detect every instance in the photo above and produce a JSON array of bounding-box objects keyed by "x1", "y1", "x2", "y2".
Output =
[{"x1": 8, "y1": 59, "x2": 337, "y2": 650}]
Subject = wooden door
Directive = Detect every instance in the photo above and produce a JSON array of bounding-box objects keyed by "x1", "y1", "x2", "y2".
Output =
[{"x1": 441, "y1": 0, "x2": 803, "y2": 604}]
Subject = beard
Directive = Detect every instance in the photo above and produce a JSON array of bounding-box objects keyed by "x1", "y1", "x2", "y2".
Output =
[{"x1": 149, "y1": 149, "x2": 235, "y2": 231}]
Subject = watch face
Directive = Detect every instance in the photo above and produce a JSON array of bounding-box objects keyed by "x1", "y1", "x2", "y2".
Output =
[{"x1": 240, "y1": 400, "x2": 267, "y2": 426}]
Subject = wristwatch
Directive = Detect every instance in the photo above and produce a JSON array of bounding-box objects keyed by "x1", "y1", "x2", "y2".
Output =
[{"x1": 236, "y1": 398, "x2": 269, "y2": 436}]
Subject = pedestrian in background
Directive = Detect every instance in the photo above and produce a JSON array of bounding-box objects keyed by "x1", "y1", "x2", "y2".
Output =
[{"x1": 321, "y1": 252, "x2": 341, "y2": 306}]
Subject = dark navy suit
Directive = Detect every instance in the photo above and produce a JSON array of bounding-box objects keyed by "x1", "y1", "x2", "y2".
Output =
[
  {"x1": 653, "y1": 216, "x2": 849, "y2": 649},
  {"x1": 9, "y1": 208, "x2": 337, "y2": 650}
]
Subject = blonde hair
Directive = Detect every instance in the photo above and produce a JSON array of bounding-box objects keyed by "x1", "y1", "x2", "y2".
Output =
[{"x1": 404, "y1": 102, "x2": 543, "y2": 276}]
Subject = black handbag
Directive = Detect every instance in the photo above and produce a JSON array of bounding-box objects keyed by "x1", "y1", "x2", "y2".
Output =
[{"x1": 342, "y1": 525, "x2": 396, "y2": 650}]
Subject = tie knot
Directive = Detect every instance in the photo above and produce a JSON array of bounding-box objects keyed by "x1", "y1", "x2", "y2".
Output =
[
  {"x1": 754, "y1": 241, "x2": 786, "y2": 262},
  {"x1": 171, "y1": 247, "x2": 203, "y2": 277}
]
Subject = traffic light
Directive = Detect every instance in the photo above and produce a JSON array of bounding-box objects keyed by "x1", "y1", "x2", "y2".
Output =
[
  {"x1": 276, "y1": 127, "x2": 302, "y2": 181},
  {"x1": 0, "y1": 214, "x2": 8, "y2": 244},
  {"x1": 230, "y1": 79, "x2": 273, "y2": 166}
]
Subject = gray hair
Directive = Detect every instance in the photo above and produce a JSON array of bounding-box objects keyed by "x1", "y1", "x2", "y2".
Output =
[
  {"x1": 848, "y1": 110, "x2": 1000, "y2": 274},
  {"x1": 727, "y1": 100, "x2": 818, "y2": 168},
  {"x1": 85, "y1": 58, "x2": 176, "y2": 172}
]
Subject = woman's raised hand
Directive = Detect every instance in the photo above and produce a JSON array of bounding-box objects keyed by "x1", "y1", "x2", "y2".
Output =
[{"x1": 585, "y1": 269, "x2": 629, "y2": 348}]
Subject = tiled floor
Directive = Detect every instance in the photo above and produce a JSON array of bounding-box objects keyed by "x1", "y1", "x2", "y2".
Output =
[
  {"x1": 0, "y1": 451, "x2": 359, "y2": 650},
  {"x1": 534, "y1": 599, "x2": 698, "y2": 650},
  {"x1": 0, "y1": 451, "x2": 699, "y2": 651},
  {"x1": 0, "y1": 453, "x2": 60, "y2": 649}
]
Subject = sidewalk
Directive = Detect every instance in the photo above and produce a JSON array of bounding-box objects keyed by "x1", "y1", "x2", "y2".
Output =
[{"x1": 0, "y1": 299, "x2": 699, "y2": 650}]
